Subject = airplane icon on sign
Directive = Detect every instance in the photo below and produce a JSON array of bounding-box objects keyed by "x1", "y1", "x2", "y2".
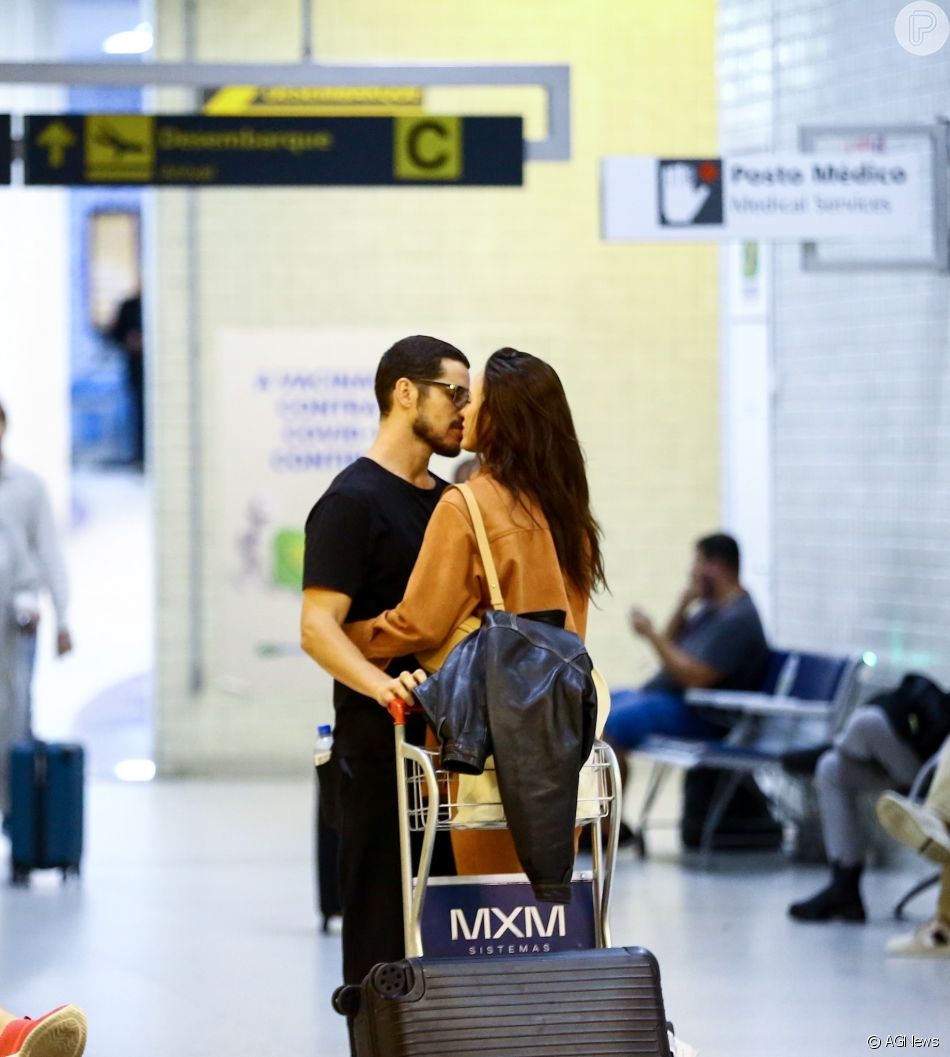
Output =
[{"x1": 92, "y1": 121, "x2": 146, "y2": 158}]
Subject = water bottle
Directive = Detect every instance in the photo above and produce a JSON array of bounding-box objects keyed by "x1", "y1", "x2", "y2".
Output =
[{"x1": 313, "y1": 724, "x2": 333, "y2": 767}]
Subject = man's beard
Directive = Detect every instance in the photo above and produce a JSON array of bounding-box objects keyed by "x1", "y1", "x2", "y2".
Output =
[{"x1": 413, "y1": 410, "x2": 462, "y2": 458}]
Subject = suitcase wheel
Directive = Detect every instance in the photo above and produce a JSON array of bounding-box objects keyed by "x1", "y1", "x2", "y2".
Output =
[
  {"x1": 10, "y1": 863, "x2": 31, "y2": 887},
  {"x1": 371, "y1": 962, "x2": 413, "y2": 999},
  {"x1": 331, "y1": 985, "x2": 361, "y2": 1018}
]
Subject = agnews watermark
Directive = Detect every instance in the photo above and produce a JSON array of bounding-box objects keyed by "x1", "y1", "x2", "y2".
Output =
[{"x1": 867, "y1": 1035, "x2": 941, "y2": 1050}]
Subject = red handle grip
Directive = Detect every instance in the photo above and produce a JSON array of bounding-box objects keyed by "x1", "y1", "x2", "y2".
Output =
[{"x1": 386, "y1": 696, "x2": 422, "y2": 725}]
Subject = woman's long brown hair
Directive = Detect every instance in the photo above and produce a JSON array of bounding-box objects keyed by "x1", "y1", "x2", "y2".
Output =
[{"x1": 479, "y1": 348, "x2": 606, "y2": 595}]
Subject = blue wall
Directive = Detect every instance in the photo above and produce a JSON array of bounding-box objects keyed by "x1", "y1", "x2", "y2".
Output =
[
  {"x1": 67, "y1": 83, "x2": 143, "y2": 465},
  {"x1": 59, "y1": 0, "x2": 146, "y2": 464}
]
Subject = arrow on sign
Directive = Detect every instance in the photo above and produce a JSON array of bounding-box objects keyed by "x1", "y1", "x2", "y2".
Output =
[{"x1": 37, "y1": 120, "x2": 76, "y2": 168}]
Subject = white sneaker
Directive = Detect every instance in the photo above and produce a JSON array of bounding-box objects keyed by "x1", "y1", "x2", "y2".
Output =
[
  {"x1": 886, "y1": 917, "x2": 950, "y2": 957},
  {"x1": 876, "y1": 793, "x2": 950, "y2": 865},
  {"x1": 668, "y1": 1032, "x2": 700, "y2": 1057}
]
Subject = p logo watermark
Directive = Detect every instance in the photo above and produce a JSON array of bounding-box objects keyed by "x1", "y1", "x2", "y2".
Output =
[{"x1": 895, "y1": 2, "x2": 949, "y2": 55}]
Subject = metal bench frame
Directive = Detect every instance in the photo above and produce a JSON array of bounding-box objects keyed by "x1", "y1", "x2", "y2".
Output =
[{"x1": 629, "y1": 650, "x2": 869, "y2": 864}]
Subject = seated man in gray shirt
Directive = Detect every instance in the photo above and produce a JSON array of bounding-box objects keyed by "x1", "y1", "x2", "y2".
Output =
[{"x1": 605, "y1": 533, "x2": 769, "y2": 757}]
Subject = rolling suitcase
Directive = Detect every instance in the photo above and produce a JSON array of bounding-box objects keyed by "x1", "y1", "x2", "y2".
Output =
[
  {"x1": 333, "y1": 701, "x2": 674, "y2": 1056},
  {"x1": 335, "y1": 945, "x2": 672, "y2": 1057},
  {"x1": 8, "y1": 740, "x2": 84, "y2": 885},
  {"x1": 681, "y1": 766, "x2": 783, "y2": 852}
]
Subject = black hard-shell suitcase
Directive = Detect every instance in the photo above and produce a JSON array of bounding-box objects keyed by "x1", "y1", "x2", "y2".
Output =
[
  {"x1": 335, "y1": 945, "x2": 671, "y2": 1057},
  {"x1": 8, "y1": 740, "x2": 84, "y2": 885},
  {"x1": 681, "y1": 766, "x2": 783, "y2": 852}
]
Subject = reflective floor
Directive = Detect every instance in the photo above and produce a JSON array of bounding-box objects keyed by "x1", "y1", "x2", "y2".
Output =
[
  {"x1": 6, "y1": 471, "x2": 943, "y2": 1056},
  {"x1": 0, "y1": 778, "x2": 944, "y2": 1057}
]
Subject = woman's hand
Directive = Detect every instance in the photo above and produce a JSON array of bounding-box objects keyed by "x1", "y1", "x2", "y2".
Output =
[{"x1": 374, "y1": 668, "x2": 427, "y2": 708}]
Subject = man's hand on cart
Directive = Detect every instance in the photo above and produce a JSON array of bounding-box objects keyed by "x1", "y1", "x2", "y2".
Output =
[{"x1": 374, "y1": 668, "x2": 428, "y2": 708}]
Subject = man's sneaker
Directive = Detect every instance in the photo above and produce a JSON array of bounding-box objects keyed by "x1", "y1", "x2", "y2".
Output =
[
  {"x1": 0, "y1": 1005, "x2": 87, "y2": 1057},
  {"x1": 876, "y1": 792, "x2": 950, "y2": 865},
  {"x1": 886, "y1": 917, "x2": 950, "y2": 957},
  {"x1": 668, "y1": 1030, "x2": 700, "y2": 1057}
]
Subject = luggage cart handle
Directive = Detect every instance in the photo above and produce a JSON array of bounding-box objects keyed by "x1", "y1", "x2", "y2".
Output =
[
  {"x1": 390, "y1": 695, "x2": 438, "y2": 958},
  {"x1": 386, "y1": 696, "x2": 423, "y2": 726}
]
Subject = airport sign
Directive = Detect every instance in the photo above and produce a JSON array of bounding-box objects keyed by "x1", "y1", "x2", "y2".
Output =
[
  {"x1": 22, "y1": 114, "x2": 523, "y2": 187},
  {"x1": 0, "y1": 116, "x2": 10, "y2": 184},
  {"x1": 602, "y1": 153, "x2": 926, "y2": 241}
]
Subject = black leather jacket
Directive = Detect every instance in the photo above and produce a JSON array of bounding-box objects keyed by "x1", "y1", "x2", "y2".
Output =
[
  {"x1": 413, "y1": 609, "x2": 598, "y2": 903},
  {"x1": 874, "y1": 673, "x2": 950, "y2": 761}
]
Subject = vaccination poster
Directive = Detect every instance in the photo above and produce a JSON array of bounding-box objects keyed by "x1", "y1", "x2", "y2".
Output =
[{"x1": 207, "y1": 328, "x2": 386, "y2": 703}]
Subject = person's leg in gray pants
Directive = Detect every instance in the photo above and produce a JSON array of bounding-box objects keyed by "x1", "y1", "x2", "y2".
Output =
[{"x1": 789, "y1": 707, "x2": 921, "y2": 923}]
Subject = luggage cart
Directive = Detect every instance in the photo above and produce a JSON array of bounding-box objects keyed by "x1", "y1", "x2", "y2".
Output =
[{"x1": 388, "y1": 698, "x2": 623, "y2": 959}]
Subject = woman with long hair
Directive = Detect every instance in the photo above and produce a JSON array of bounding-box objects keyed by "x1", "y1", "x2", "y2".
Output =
[{"x1": 343, "y1": 346, "x2": 605, "y2": 873}]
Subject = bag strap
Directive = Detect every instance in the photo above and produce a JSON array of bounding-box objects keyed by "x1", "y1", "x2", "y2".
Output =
[{"x1": 456, "y1": 483, "x2": 505, "y2": 611}]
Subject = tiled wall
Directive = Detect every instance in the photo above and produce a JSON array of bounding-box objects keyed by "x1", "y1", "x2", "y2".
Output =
[
  {"x1": 152, "y1": 0, "x2": 721, "y2": 773},
  {"x1": 718, "y1": 0, "x2": 950, "y2": 678}
]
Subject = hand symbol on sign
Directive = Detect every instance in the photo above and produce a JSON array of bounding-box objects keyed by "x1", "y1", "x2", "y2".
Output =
[{"x1": 661, "y1": 163, "x2": 712, "y2": 225}]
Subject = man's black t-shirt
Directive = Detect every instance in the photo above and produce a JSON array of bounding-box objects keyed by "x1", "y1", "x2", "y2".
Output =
[{"x1": 303, "y1": 457, "x2": 447, "y2": 756}]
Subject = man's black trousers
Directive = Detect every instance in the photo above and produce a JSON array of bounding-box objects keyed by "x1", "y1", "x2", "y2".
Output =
[{"x1": 333, "y1": 731, "x2": 454, "y2": 986}]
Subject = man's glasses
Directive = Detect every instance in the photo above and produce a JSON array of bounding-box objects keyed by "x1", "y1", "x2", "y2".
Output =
[{"x1": 415, "y1": 379, "x2": 471, "y2": 409}]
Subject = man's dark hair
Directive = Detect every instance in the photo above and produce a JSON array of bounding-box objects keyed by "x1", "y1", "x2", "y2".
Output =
[
  {"x1": 374, "y1": 335, "x2": 469, "y2": 415},
  {"x1": 696, "y1": 532, "x2": 741, "y2": 575}
]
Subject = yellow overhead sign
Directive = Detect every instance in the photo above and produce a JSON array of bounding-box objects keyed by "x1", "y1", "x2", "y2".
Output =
[
  {"x1": 24, "y1": 114, "x2": 522, "y2": 186},
  {"x1": 394, "y1": 117, "x2": 462, "y2": 181},
  {"x1": 85, "y1": 115, "x2": 154, "y2": 181},
  {"x1": 203, "y1": 85, "x2": 425, "y2": 117}
]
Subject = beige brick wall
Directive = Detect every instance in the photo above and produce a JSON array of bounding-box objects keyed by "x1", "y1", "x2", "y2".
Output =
[{"x1": 153, "y1": 0, "x2": 720, "y2": 774}]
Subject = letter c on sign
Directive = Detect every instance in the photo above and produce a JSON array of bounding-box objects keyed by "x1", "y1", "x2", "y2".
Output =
[
  {"x1": 394, "y1": 116, "x2": 462, "y2": 181},
  {"x1": 408, "y1": 121, "x2": 448, "y2": 170}
]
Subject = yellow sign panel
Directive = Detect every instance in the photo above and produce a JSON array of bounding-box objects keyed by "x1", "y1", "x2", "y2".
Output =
[
  {"x1": 204, "y1": 85, "x2": 424, "y2": 117},
  {"x1": 394, "y1": 117, "x2": 462, "y2": 181},
  {"x1": 85, "y1": 115, "x2": 154, "y2": 182}
]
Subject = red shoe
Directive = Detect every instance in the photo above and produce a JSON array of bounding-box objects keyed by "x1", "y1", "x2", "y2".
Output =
[{"x1": 0, "y1": 1006, "x2": 87, "y2": 1057}]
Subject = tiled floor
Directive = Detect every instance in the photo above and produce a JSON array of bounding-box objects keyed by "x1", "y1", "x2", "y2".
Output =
[
  {"x1": 0, "y1": 777, "x2": 944, "y2": 1057},
  {"x1": 5, "y1": 470, "x2": 944, "y2": 1056}
]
